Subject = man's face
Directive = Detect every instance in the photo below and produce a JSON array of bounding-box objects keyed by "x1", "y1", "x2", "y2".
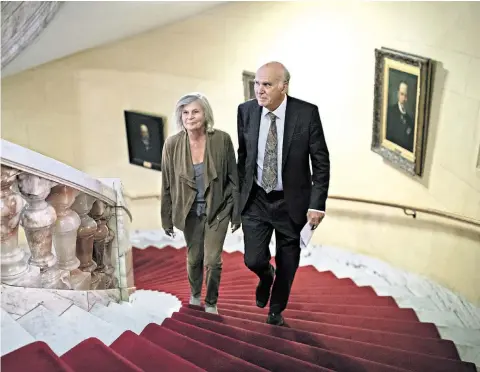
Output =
[
  {"x1": 254, "y1": 66, "x2": 287, "y2": 111},
  {"x1": 397, "y1": 83, "x2": 408, "y2": 106},
  {"x1": 140, "y1": 125, "x2": 149, "y2": 139}
]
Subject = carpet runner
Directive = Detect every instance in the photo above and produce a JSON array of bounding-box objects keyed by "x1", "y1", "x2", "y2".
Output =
[{"x1": 1, "y1": 245, "x2": 477, "y2": 371}]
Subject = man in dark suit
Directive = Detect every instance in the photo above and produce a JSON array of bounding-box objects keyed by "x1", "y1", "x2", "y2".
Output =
[
  {"x1": 132, "y1": 123, "x2": 162, "y2": 169},
  {"x1": 386, "y1": 81, "x2": 415, "y2": 152},
  {"x1": 237, "y1": 62, "x2": 330, "y2": 326}
]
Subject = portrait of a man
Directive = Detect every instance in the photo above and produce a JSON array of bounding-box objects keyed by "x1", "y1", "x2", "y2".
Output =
[
  {"x1": 385, "y1": 73, "x2": 418, "y2": 153},
  {"x1": 371, "y1": 47, "x2": 433, "y2": 177},
  {"x1": 125, "y1": 111, "x2": 165, "y2": 171},
  {"x1": 242, "y1": 71, "x2": 256, "y2": 101}
]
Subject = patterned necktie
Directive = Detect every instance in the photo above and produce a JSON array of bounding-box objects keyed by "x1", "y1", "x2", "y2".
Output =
[{"x1": 261, "y1": 112, "x2": 278, "y2": 193}]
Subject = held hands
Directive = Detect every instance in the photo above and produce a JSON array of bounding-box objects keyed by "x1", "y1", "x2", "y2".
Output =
[
  {"x1": 164, "y1": 227, "x2": 175, "y2": 238},
  {"x1": 307, "y1": 210, "x2": 324, "y2": 231},
  {"x1": 231, "y1": 223, "x2": 241, "y2": 233}
]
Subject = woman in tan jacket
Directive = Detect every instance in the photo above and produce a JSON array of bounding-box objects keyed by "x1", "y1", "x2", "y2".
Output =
[{"x1": 161, "y1": 93, "x2": 240, "y2": 314}]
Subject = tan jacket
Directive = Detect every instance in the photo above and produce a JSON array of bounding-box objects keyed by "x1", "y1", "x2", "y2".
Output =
[{"x1": 161, "y1": 129, "x2": 240, "y2": 231}]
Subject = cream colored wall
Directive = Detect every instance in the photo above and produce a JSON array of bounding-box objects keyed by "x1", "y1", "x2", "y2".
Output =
[{"x1": 2, "y1": 1, "x2": 480, "y2": 304}]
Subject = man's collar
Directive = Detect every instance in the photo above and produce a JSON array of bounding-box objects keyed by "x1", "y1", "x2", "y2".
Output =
[{"x1": 262, "y1": 94, "x2": 288, "y2": 120}]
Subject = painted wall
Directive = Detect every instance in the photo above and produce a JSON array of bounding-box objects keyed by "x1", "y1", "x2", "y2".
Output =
[{"x1": 2, "y1": 1, "x2": 480, "y2": 304}]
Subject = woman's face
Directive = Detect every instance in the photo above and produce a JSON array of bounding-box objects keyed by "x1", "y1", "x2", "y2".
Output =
[{"x1": 182, "y1": 100, "x2": 205, "y2": 133}]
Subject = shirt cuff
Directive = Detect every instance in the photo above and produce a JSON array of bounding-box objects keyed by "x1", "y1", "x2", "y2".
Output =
[{"x1": 308, "y1": 209, "x2": 325, "y2": 215}]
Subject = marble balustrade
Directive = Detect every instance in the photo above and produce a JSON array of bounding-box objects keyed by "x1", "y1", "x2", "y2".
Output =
[{"x1": 0, "y1": 164, "x2": 134, "y2": 298}]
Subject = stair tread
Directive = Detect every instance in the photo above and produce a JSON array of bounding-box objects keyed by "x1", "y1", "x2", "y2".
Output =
[
  {"x1": 110, "y1": 330, "x2": 205, "y2": 371},
  {"x1": 172, "y1": 310, "x2": 474, "y2": 372},
  {"x1": 164, "y1": 316, "x2": 407, "y2": 372},
  {"x1": 89, "y1": 303, "x2": 140, "y2": 334},
  {"x1": 1, "y1": 308, "x2": 36, "y2": 356},
  {"x1": 15, "y1": 305, "x2": 91, "y2": 356},
  {"x1": 59, "y1": 304, "x2": 124, "y2": 345},
  {"x1": 61, "y1": 337, "x2": 142, "y2": 371},
  {"x1": 107, "y1": 301, "x2": 168, "y2": 332},
  {"x1": 141, "y1": 323, "x2": 272, "y2": 371},
  {"x1": 1, "y1": 341, "x2": 74, "y2": 371},
  {"x1": 186, "y1": 301, "x2": 432, "y2": 334},
  {"x1": 179, "y1": 305, "x2": 459, "y2": 359}
]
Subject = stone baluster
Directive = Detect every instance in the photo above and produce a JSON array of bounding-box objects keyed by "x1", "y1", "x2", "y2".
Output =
[
  {"x1": 71, "y1": 193, "x2": 98, "y2": 285},
  {"x1": 17, "y1": 173, "x2": 57, "y2": 270},
  {"x1": 90, "y1": 200, "x2": 112, "y2": 289},
  {"x1": 47, "y1": 185, "x2": 81, "y2": 270},
  {"x1": 47, "y1": 186, "x2": 91, "y2": 290},
  {"x1": 0, "y1": 166, "x2": 28, "y2": 280},
  {"x1": 103, "y1": 228, "x2": 117, "y2": 288}
]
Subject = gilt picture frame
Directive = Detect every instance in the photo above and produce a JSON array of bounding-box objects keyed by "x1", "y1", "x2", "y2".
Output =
[
  {"x1": 242, "y1": 70, "x2": 256, "y2": 101},
  {"x1": 371, "y1": 47, "x2": 433, "y2": 176}
]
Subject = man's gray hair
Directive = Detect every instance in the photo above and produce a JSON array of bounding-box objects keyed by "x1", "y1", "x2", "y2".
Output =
[
  {"x1": 283, "y1": 67, "x2": 291, "y2": 84},
  {"x1": 174, "y1": 92, "x2": 215, "y2": 133}
]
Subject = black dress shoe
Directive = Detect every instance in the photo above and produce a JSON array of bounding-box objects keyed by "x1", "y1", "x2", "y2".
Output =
[
  {"x1": 266, "y1": 312, "x2": 284, "y2": 326},
  {"x1": 255, "y1": 265, "x2": 275, "y2": 308}
]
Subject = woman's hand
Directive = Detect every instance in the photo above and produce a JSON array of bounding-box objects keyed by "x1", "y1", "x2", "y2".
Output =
[
  {"x1": 164, "y1": 227, "x2": 175, "y2": 238},
  {"x1": 231, "y1": 223, "x2": 241, "y2": 233}
]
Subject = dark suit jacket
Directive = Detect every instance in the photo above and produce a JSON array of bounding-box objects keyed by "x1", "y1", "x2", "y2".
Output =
[
  {"x1": 237, "y1": 96, "x2": 330, "y2": 225},
  {"x1": 386, "y1": 103, "x2": 414, "y2": 152}
]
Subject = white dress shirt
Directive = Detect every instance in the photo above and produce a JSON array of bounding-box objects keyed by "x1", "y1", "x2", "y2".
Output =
[{"x1": 255, "y1": 96, "x2": 325, "y2": 215}]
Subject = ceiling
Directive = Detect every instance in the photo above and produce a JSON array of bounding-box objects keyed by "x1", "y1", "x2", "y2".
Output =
[{"x1": 2, "y1": 1, "x2": 222, "y2": 78}]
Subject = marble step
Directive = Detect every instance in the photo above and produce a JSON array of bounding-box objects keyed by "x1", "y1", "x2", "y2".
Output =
[
  {"x1": 107, "y1": 301, "x2": 168, "y2": 332},
  {"x1": 438, "y1": 325, "x2": 480, "y2": 347},
  {"x1": 0, "y1": 308, "x2": 35, "y2": 356},
  {"x1": 129, "y1": 290, "x2": 181, "y2": 317},
  {"x1": 88, "y1": 302, "x2": 141, "y2": 334},
  {"x1": 15, "y1": 304, "x2": 90, "y2": 356},
  {"x1": 456, "y1": 344, "x2": 480, "y2": 369},
  {"x1": 1, "y1": 285, "x2": 73, "y2": 319},
  {"x1": 59, "y1": 303, "x2": 125, "y2": 346},
  {"x1": 416, "y1": 309, "x2": 467, "y2": 328}
]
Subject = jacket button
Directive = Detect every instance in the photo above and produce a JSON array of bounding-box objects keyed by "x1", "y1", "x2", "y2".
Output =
[{"x1": 217, "y1": 216, "x2": 220, "y2": 220}]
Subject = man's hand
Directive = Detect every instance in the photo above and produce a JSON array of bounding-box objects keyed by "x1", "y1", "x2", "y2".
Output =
[
  {"x1": 307, "y1": 210, "x2": 324, "y2": 230},
  {"x1": 164, "y1": 227, "x2": 175, "y2": 238},
  {"x1": 231, "y1": 223, "x2": 241, "y2": 233}
]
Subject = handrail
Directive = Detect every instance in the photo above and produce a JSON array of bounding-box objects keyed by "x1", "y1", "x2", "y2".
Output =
[
  {"x1": 125, "y1": 192, "x2": 480, "y2": 228},
  {"x1": 0, "y1": 139, "x2": 121, "y2": 208},
  {"x1": 328, "y1": 195, "x2": 480, "y2": 228}
]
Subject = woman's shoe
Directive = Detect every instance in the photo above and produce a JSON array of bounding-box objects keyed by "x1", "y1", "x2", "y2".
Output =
[
  {"x1": 205, "y1": 305, "x2": 218, "y2": 314},
  {"x1": 189, "y1": 295, "x2": 201, "y2": 306}
]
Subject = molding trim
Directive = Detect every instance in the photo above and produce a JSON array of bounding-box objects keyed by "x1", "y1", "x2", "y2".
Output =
[{"x1": 1, "y1": 1, "x2": 64, "y2": 69}]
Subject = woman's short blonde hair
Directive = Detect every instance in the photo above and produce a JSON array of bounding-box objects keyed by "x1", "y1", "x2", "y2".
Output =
[{"x1": 174, "y1": 92, "x2": 215, "y2": 133}]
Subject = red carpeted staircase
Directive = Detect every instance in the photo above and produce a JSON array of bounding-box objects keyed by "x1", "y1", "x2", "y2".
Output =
[{"x1": 1, "y1": 245, "x2": 477, "y2": 371}]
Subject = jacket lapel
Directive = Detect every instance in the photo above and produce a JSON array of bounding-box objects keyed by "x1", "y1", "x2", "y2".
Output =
[
  {"x1": 250, "y1": 104, "x2": 262, "y2": 169},
  {"x1": 282, "y1": 96, "x2": 298, "y2": 169},
  {"x1": 178, "y1": 131, "x2": 196, "y2": 189},
  {"x1": 204, "y1": 131, "x2": 218, "y2": 193}
]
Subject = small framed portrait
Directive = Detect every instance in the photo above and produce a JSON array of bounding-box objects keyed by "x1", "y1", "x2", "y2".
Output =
[
  {"x1": 242, "y1": 71, "x2": 256, "y2": 101},
  {"x1": 371, "y1": 47, "x2": 433, "y2": 176},
  {"x1": 124, "y1": 110, "x2": 165, "y2": 171},
  {"x1": 242, "y1": 70, "x2": 290, "y2": 102}
]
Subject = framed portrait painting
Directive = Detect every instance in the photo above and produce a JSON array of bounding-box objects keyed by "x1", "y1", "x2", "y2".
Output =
[
  {"x1": 242, "y1": 71, "x2": 256, "y2": 101},
  {"x1": 242, "y1": 70, "x2": 290, "y2": 102},
  {"x1": 125, "y1": 110, "x2": 165, "y2": 171},
  {"x1": 371, "y1": 47, "x2": 433, "y2": 176}
]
